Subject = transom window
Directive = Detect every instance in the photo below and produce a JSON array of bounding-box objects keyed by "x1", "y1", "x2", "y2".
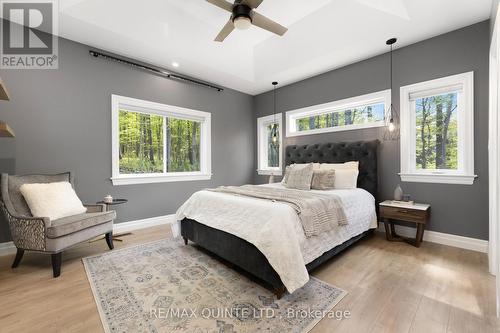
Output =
[
  {"x1": 400, "y1": 72, "x2": 476, "y2": 184},
  {"x1": 286, "y1": 90, "x2": 391, "y2": 137},
  {"x1": 257, "y1": 113, "x2": 282, "y2": 175},
  {"x1": 111, "y1": 95, "x2": 211, "y2": 185}
]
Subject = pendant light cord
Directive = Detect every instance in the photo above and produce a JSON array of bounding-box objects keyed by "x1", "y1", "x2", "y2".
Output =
[
  {"x1": 390, "y1": 44, "x2": 393, "y2": 95},
  {"x1": 272, "y1": 81, "x2": 278, "y2": 123}
]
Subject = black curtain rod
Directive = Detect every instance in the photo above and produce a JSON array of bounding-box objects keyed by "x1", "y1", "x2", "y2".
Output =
[{"x1": 88, "y1": 50, "x2": 223, "y2": 92}]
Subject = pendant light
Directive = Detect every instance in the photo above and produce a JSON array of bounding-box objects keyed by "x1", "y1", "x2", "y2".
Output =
[
  {"x1": 270, "y1": 81, "x2": 279, "y2": 146},
  {"x1": 383, "y1": 37, "x2": 399, "y2": 141}
]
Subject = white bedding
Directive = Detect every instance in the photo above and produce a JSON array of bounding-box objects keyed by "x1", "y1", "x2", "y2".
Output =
[{"x1": 173, "y1": 183, "x2": 377, "y2": 293}]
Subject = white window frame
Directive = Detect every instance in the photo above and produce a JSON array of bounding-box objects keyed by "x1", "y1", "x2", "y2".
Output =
[
  {"x1": 111, "y1": 95, "x2": 211, "y2": 185},
  {"x1": 399, "y1": 72, "x2": 476, "y2": 185},
  {"x1": 257, "y1": 113, "x2": 283, "y2": 176},
  {"x1": 285, "y1": 89, "x2": 391, "y2": 137}
]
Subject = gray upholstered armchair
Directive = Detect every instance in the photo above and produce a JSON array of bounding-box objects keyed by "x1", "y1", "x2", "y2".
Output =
[{"x1": 0, "y1": 172, "x2": 116, "y2": 277}]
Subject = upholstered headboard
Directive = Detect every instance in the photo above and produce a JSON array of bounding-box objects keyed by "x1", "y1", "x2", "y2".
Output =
[{"x1": 285, "y1": 140, "x2": 379, "y2": 200}]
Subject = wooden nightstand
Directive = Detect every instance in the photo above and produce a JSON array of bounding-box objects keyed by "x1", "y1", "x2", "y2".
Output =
[{"x1": 379, "y1": 200, "x2": 431, "y2": 247}]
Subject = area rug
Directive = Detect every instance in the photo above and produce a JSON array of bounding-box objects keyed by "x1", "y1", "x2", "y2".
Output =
[{"x1": 83, "y1": 238, "x2": 347, "y2": 333}]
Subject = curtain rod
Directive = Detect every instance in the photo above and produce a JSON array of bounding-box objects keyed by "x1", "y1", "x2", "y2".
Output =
[{"x1": 88, "y1": 50, "x2": 224, "y2": 92}]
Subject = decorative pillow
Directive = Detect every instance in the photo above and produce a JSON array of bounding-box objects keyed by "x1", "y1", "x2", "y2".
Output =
[
  {"x1": 291, "y1": 163, "x2": 321, "y2": 170},
  {"x1": 311, "y1": 169, "x2": 336, "y2": 190},
  {"x1": 284, "y1": 163, "x2": 314, "y2": 190},
  {"x1": 281, "y1": 165, "x2": 292, "y2": 184},
  {"x1": 333, "y1": 169, "x2": 359, "y2": 189},
  {"x1": 20, "y1": 182, "x2": 87, "y2": 220},
  {"x1": 320, "y1": 161, "x2": 359, "y2": 170},
  {"x1": 282, "y1": 163, "x2": 320, "y2": 185}
]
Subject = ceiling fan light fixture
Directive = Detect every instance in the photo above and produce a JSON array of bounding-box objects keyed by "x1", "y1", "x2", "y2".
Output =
[{"x1": 233, "y1": 16, "x2": 252, "y2": 30}]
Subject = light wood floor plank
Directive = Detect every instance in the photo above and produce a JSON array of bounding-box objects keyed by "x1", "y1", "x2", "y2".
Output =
[{"x1": 0, "y1": 227, "x2": 497, "y2": 333}]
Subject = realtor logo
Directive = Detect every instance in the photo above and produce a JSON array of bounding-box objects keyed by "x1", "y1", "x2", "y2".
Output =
[{"x1": 0, "y1": 0, "x2": 58, "y2": 69}]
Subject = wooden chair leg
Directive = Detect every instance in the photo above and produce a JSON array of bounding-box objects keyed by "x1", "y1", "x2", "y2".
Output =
[
  {"x1": 11, "y1": 248, "x2": 24, "y2": 268},
  {"x1": 51, "y1": 253, "x2": 62, "y2": 278},
  {"x1": 105, "y1": 232, "x2": 114, "y2": 250}
]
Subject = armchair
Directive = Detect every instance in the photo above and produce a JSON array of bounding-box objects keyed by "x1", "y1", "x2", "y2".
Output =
[{"x1": 0, "y1": 172, "x2": 116, "y2": 277}]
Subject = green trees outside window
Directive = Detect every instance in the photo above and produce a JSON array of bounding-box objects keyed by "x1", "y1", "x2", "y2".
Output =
[
  {"x1": 119, "y1": 109, "x2": 201, "y2": 174},
  {"x1": 295, "y1": 103, "x2": 385, "y2": 131},
  {"x1": 267, "y1": 123, "x2": 279, "y2": 168},
  {"x1": 415, "y1": 93, "x2": 458, "y2": 170}
]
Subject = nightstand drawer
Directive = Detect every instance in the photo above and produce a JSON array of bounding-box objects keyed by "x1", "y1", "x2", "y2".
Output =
[{"x1": 380, "y1": 206, "x2": 428, "y2": 223}]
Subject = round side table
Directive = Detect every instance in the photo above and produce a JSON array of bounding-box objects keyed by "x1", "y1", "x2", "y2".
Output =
[
  {"x1": 96, "y1": 199, "x2": 128, "y2": 212},
  {"x1": 96, "y1": 199, "x2": 129, "y2": 242}
]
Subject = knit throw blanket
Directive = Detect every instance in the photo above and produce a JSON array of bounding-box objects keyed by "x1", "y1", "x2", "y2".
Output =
[{"x1": 209, "y1": 185, "x2": 347, "y2": 237}]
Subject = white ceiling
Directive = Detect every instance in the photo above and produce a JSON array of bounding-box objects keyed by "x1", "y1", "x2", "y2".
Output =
[{"x1": 55, "y1": 0, "x2": 492, "y2": 95}]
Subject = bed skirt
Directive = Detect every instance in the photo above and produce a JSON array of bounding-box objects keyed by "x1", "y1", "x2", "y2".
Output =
[{"x1": 180, "y1": 218, "x2": 374, "y2": 297}]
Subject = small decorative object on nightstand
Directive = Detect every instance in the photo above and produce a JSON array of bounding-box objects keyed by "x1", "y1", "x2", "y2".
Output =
[
  {"x1": 393, "y1": 184, "x2": 403, "y2": 200},
  {"x1": 95, "y1": 198, "x2": 129, "y2": 242},
  {"x1": 379, "y1": 200, "x2": 430, "y2": 247}
]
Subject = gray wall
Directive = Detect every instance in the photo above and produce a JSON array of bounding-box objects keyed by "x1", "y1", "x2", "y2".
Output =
[
  {"x1": 254, "y1": 21, "x2": 490, "y2": 240},
  {"x1": 0, "y1": 36, "x2": 255, "y2": 243}
]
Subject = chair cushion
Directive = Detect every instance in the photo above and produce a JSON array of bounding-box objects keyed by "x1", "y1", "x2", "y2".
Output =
[
  {"x1": 5, "y1": 173, "x2": 71, "y2": 216},
  {"x1": 47, "y1": 211, "x2": 116, "y2": 238}
]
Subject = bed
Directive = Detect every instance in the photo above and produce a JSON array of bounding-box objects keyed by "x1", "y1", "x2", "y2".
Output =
[{"x1": 175, "y1": 140, "x2": 379, "y2": 298}]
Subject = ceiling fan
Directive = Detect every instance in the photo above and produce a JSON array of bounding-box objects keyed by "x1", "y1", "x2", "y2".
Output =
[{"x1": 206, "y1": 0, "x2": 288, "y2": 42}]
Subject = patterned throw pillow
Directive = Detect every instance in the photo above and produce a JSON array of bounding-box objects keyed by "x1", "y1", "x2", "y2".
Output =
[
  {"x1": 284, "y1": 163, "x2": 314, "y2": 190},
  {"x1": 281, "y1": 165, "x2": 292, "y2": 184},
  {"x1": 311, "y1": 169, "x2": 336, "y2": 190}
]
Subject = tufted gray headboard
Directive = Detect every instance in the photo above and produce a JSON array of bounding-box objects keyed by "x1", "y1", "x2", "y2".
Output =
[{"x1": 285, "y1": 140, "x2": 379, "y2": 200}]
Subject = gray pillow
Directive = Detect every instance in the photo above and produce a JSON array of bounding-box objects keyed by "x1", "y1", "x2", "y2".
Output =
[
  {"x1": 285, "y1": 163, "x2": 314, "y2": 190},
  {"x1": 311, "y1": 169, "x2": 336, "y2": 190},
  {"x1": 281, "y1": 165, "x2": 292, "y2": 184}
]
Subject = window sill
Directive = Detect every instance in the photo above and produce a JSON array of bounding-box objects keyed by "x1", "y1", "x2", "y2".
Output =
[
  {"x1": 257, "y1": 169, "x2": 283, "y2": 176},
  {"x1": 399, "y1": 173, "x2": 477, "y2": 185},
  {"x1": 111, "y1": 173, "x2": 212, "y2": 186}
]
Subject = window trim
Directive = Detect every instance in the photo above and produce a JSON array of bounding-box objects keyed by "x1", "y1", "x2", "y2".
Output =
[
  {"x1": 257, "y1": 113, "x2": 283, "y2": 176},
  {"x1": 111, "y1": 95, "x2": 212, "y2": 185},
  {"x1": 285, "y1": 89, "x2": 391, "y2": 137},
  {"x1": 399, "y1": 72, "x2": 476, "y2": 185}
]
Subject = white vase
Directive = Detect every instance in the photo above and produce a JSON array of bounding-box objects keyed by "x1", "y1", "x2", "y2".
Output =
[{"x1": 394, "y1": 185, "x2": 403, "y2": 201}]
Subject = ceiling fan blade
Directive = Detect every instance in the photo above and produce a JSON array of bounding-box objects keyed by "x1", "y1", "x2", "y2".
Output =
[
  {"x1": 251, "y1": 11, "x2": 288, "y2": 36},
  {"x1": 206, "y1": 0, "x2": 233, "y2": 12},
  {"x1": 214, "y1": 20, "x2": 235, "y2": 42},
  {"x1": 241, "y1": 0, "x2": 263, "y2": 9}
]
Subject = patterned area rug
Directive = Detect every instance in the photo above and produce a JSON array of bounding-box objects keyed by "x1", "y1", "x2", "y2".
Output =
[{"x1": 83, "y1": 238, "x2": 347, "y2": 333}]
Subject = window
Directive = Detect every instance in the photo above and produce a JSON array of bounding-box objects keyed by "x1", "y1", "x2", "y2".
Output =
[
  {"x1": 399, "y1": 72, "x2": 475, "y2": 184},
  {"x1": 111, "y1": 95, "x2": 211, "y2": 185},
  {"x1": 286, "y1": 90, "x2": 391, "y2": 137},
  {"x1": 257, "y1": 113, "x2": 282, "y2": 175}
]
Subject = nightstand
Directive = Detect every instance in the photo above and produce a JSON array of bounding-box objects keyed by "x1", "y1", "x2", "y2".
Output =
[{"x1": 379, "y1": 200, "x2": 431, "y2": 247}]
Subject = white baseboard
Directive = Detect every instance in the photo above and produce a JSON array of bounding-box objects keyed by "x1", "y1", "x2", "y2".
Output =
[
  {"x1": 0, "y1": 214, "x2": 176, "y2": 257},
  {"x1": 376, "y1": 224, "x2": 488, "y2": 253},
  {"x1": 0, "y1": 241, "x2": 15, "y2": 256},
  {"x1": 114, "y1": 214, "x2": 175, "y2": 234}
]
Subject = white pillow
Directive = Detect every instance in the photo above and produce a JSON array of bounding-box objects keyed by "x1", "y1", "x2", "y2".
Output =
[
  {"x1": 333, "y1": 169, "x2": 359, "y2": 189},
  {"x1": 20, "y1": 182, "x2": 87, "y2": 220},
  {"x1": 320, "y1": 161, "x2": 359, "y2": 170}
]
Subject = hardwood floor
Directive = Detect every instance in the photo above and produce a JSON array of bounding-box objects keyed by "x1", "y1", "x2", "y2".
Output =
[{"x1": 0, "y1": 226, "x2": 497, "y2": 333}]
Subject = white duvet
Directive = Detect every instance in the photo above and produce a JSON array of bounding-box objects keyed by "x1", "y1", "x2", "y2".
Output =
[{"x1": 173, "y1": 183, "x2": 377, "y2": 293}]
